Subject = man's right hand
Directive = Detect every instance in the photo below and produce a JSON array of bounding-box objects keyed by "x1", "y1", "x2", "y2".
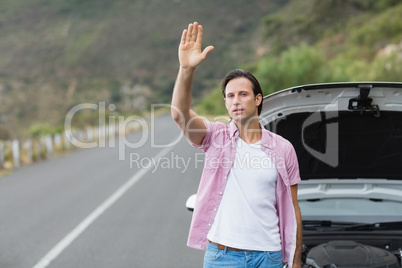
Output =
[
  {"x1": 171, "y1": 22, "x2": 212, "y2": 146},
  {"x1": 179, "y1": 22, "x2": 214, "y2": 69}
]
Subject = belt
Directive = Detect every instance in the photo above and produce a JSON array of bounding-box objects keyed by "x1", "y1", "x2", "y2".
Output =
[{"x1": 208, "y1": 240, "x2": 248, "y2": 251}]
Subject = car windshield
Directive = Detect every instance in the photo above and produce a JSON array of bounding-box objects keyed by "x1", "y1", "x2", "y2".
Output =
[{"x1": 299, "y1": 198, "x2": 402, "y2": 223}]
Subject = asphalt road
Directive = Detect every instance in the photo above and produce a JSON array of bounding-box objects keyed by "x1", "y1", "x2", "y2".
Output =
[{"x1": 0, "y1": 114, "x2": 205, "y2": 268}]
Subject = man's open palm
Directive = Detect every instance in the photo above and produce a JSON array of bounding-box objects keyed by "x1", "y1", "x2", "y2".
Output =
[{"x1": 179, "y1": 22, "x2": 214, "y2": 69}]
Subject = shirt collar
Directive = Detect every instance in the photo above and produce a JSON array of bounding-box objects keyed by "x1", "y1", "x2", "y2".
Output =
[
  {"x1": 260, "y1": 123, "x2": 275, "y2": 150},
  {"x1": 228, "y1": 119, "x2": 274, "y2": 149},
  {"x1": 228, "y1": 119, "x2": 238, "y2": 139}
]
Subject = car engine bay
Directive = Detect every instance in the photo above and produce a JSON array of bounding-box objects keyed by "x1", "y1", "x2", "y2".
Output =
[{"x1": 301, "y1": 234, "x2": 402, "y2": 268}]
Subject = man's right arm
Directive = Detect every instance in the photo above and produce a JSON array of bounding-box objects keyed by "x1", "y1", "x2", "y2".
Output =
[
  {"x1": 171, "y1": 22, "x2": 214, "y2": 146},
  {"x1": 171, "y1": 66, "x2": 207, "y2": 146}
]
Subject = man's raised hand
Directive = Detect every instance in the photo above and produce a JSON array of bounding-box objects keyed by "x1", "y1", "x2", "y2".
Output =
[{"x1": 179, "y1": 22, "x2": 214, "y2": 70}]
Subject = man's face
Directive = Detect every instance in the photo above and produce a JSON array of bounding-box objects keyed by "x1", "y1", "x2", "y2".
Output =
[{"x1": 224, "y1": 77, "x2": 262, "y2": 123}]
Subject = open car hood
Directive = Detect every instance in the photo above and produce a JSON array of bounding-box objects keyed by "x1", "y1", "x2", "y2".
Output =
[{"x1": 259, "y1": 82, "x2": 402, "y2": 181}]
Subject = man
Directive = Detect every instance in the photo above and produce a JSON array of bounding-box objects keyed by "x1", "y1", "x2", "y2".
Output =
[{"x1": 171, "y1": 22, "x2": 302, "y2": 268}]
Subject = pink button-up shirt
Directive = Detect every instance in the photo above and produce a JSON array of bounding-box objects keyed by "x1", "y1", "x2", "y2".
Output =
[{"x1": 188, "y1": 120, "x2": 301, "y2": 266}]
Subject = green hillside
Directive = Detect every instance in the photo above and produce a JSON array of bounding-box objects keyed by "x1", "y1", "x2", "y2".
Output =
[
  {"x1": 1, "y1": 0, "x2": 402, "y2": 138},
  {"x1": 198, "y1": 0, "x2": 402, "y2": 116},
  {"x1": 0, "y1": 0, "x2": 286, "y2": 139}
]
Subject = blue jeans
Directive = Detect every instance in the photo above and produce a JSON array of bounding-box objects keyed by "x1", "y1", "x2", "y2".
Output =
[{"x1": 204, "y1": 242, "x2": 283, "y2": 268}]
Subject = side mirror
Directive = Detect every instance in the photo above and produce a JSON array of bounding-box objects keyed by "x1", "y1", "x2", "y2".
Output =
[{"x1": 186, "y1": 194, "x2": 197, "y2": 212}]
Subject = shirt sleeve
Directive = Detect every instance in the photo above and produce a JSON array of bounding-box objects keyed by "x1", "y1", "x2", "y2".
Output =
[
  {"x1": 286, "y1": 142, "x2": 302, "y2": 185},
  {"x1": 192, "y1": 120, "x2": 215, "y2": 153}
]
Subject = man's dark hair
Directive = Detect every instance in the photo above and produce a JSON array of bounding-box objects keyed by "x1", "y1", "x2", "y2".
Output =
[{"x1": 221, "y1": 69, "x2": 263, "y2": 116}]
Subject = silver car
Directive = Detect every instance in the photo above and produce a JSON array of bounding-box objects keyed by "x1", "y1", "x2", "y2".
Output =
[{"x1": 187, "y1": 82, "x2": 402, "y2": 268}]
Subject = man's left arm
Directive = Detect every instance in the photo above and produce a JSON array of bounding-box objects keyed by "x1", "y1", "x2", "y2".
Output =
[{"x1": 291, "y1": 184, "x2": 302, "y2": 268}]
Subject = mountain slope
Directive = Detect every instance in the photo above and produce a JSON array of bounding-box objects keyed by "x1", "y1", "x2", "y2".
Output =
[{"x1": 0, "y1": 0, "x2": 285, "y2": 138}]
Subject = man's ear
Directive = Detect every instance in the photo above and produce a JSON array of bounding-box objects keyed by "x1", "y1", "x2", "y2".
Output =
[
  {"x1": 255, "y1": 93, "x2": 262, "y2": 106},
  {"x1": 224, "y1": 98, "x2": 228, "y2": 110}
]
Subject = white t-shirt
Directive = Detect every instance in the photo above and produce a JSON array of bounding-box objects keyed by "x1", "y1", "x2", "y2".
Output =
[{"x1": 207, "y1": 138, "x2": 281, "y2": 251}]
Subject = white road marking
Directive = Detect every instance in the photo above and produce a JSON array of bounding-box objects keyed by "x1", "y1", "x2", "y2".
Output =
[{"x1": 32, "y1": 145, "x2": 175, "y2": 268}]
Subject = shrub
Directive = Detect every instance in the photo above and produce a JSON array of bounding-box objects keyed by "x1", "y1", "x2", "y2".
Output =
[{"x1": 255, "y1": 44, "x2": 332, "y2": 94}]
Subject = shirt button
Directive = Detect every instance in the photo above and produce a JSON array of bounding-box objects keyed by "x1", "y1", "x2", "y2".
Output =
[
  {"x1": 208, "y1": 224, "x2": 211, "y2": 227},
  {"x1": 214, "y1": 208, "x2": 217, "y2": 211},
  {"x1": 219, "y1": 192, "x2": 223, "y2": 195}
]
